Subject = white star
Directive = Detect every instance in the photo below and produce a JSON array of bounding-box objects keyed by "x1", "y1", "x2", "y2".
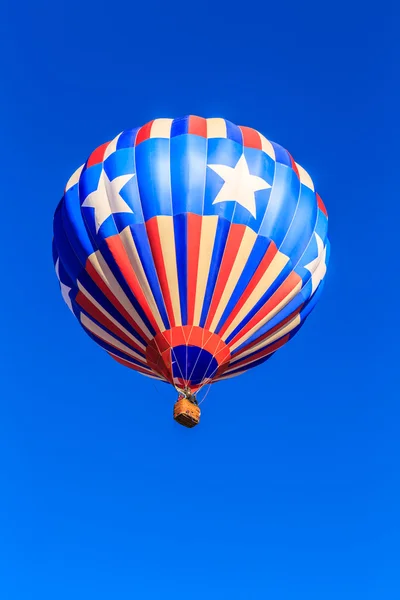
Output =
[
  {"x1": 208, "y1": 154, "x2": 271, "y2": 219},
  {"x1": 304, "y1": 233, "x2": 327, "y2": 294},
  {"x1": 55, "y1": 259, "x2": 73, "y2": 312},
  {"x1": 82, "y1": 170, "x2": 134, "y2": 233}
]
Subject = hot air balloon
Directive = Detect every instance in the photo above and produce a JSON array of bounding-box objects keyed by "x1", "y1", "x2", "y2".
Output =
[{"x1": 53, "y1": 116, "x2": 329, "y2": 427}]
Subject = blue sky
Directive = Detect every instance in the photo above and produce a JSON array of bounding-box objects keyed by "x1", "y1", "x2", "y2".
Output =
[{"x1": 0, "y1": 1, "x2": 396, "y2": 598}]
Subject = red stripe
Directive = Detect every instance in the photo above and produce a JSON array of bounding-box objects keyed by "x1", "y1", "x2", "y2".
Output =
[
  {"x1": 218, "y1": 241, "x2": 278, "y2": 337},
  {"x1": 76, "y1": 290, "x2": 146, "y2": 356},
  {"x1": 316, "y1": 193, "x2": 328, "y2": 217},
  {"x1": 87, "y1": 142, "x2": 110, "y2": 168},
  {"x1": 289, "y1": 154, "x2": 300, "y2": 179},
  {"x1": 85, "y1": 259, "x2": 151, "y2": 342},
  {"x1": 239, "y1": 126, "x2": 262, "y2": 149},
  {"x1": 235, "y1": 307, "x2": 303, "y2": 358},
  {"x1": 188, "y1": 116, "x2": 207, "y2": 137},
  {"x1": 145, "y1": 217, "x2": 176, "y2": 327},
  {"x1": 204, "y1": 224, "x2": 246, "y2": 329},
  {"x1": 227, "y1": 335, "x2": 290, "y2": 370},
  {"x1": 136, "y1": 120, "x2": 154, "y2": 145},
  {"x1": 186, "y1": 213, "x2": 202, "y2": 324},
  {"x1": 108, "y1": 353, "x2": 158, "y2": 377},
  {"x1": 106, "y1": 235, "x2": 160, "y2": 333},
  {"x1": 228, "y1": 272, "x2": 302, "y2": 347}
]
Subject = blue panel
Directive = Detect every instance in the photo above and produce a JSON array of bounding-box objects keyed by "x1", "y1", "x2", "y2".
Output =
[
  {"x1": 215, "y1": 236, "x2": 271, "y2": 334},
  {"x1": 134, "y1": 138, "x2": 172, "y2": 220},
  {"x1": 130, "y1": 223, "x2": 170, "y2": 329},
  {"x1": 259, "y1": 163, "x2": 300, "y2": 247},
  {"x1": 315, "y1": 208, "x2": 329, "y2": 245},
  {"x1": 280, "y1": 184, "x2": 318, "y2": 264},
  {"x1": 104, "y1": 148, "x2": 135, "y2": 180},
  {"x1": 97, "y1": 238, "x2": 156, "y2": 337},
  {"x1": 54, "y1": 209, "x2": 148, "y2": 346},
  {"x1": 225, "y1": 260, "x2": 294, "y2": 344},
  {"x1": 171, "y1": 346, "x2": 219, "y2": 386},
  {"x1": 171, "y1": 116, "x2": 190, "y2": 137},
  {"x1": 62, "y1": 186, "x2": 96, "y2": 265},
  {"x1": 271, "y1": 141, "x2": 291, "y2": 166},
  {"x1": 117, "y1": 127, "x2": 140, "y2": 150},
  {"x1": 170, "y1": 134, "x2": 207, "y2": 215},
  {"x1": 225, "y1": 119, "x2": 243, "y2": 145},
  {"x1": 173, "y1": 213, "x2": 188, "y2": 325},
  {"x1": 226, "y1": 352, "x2": 275, "y2": 377},
  {"x1": 199, "y1": 217, "x2": 231, "y2": 327},
  {"x1": 84, "y1": 329, "x2": 148, "y2": 368}
]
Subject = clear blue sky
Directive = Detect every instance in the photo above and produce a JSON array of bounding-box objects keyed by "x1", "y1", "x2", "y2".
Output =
[{"x1": 0, "y1": 1, "x2": 396, "y2": 598}]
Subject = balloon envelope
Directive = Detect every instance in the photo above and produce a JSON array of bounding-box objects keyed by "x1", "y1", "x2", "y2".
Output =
[{"x1": 53, "y1": 116, "x2": 329, "y2": 394}]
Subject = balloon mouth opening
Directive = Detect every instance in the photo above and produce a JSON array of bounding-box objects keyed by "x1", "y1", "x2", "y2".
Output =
[{"x1": 145, "y1": 326, "x2": 231, "y2": 388}]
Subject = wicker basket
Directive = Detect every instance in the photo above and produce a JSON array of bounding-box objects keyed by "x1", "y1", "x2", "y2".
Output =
[{"x1": 173, "y1": 398, "x2": 201, "y2": 428}]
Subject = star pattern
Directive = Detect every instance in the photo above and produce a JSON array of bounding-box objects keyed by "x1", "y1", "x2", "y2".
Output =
[
  {"x1": 55, "y1": 259, "x2": 73, "y2": 312},
  {"x1": 208, "y1": 154, "x2": 271, "y2": 219},
  {"x1": 304, "y1": 233, "x2": 327, "y2": 294},
  {"x1": 82, "y1": 170, "x2": 135, "y2": 233}
]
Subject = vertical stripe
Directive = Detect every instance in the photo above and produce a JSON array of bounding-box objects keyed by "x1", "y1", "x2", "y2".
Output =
[
  {"x1": 65, "y1": 164, "x2": 84, "y2": 192},
  {"x1": 105, "y1": 235, "x2": 161, "y2": 333},
  {"x1": 87, "y1": 251, "x2": 152, "y2": 340},
  {"x1": 295, "y1": 162, "x2": 314, "y2": 190},
  {"x1": 136, "y1": 120, "x2": 154, "y2": 145},
  {"x1": 208, "y1": 227, "x2": 257, "y2": 332},
  {"x1": 76, "y1": 284, "x2": 146, "y2": 352},
  {"x1": 156, "y1": 216, "x2": 182, "y2": 326},
  {"x1": 204, "y1": 224, "x2": 247, "y2": 329},
  {"x1": 104, "y1": 132, "x2": 123, "y2": 160},
  {"x1": 80, "y1": 313, "x2": 147, "y2": 363},
  {"x1": 239, "y1": 126, "x2": 262, "y2": 149},
  {"x1": 173, "y1": 213, "x2": 188, "y2": 324},
  {"x1": 206, "y1": 118, "x2": 227, "y2": 138},
  {"x1": 145, "y1": 217, "x2": 176, "y2": 327},
  {"x1": 221, "y1": 250, "x2": 289, "y2": 341},
  {"x1": 229, "y1": 275, "x2": 303, "y2": 350},
  {"x1": 230, "y1": 313, "x2": 301, "y2": 362},
  {"x1": 186, "y1": 213, "x2": 202, "y2": 325},
  {"x1": 259, "y1": 134, "x2": 275, "y2": 160},
  {"x1": 188, "y1": 116, "x2": 207, "y2": 137},
  {"x1": 193, "y1": 215, "x2": 218, "y2": 325},
  {"x1": 87, "y1": 142, "x2": 109, "y2": 168},
  {"x1": 150, "y1": 118, "x2": 173, "y2": 138},
  {"x1": 200, "y1": 217, "x2": 231, "y2": 326},
  {"x1": 119, "y1": 226, "x2": 166, "y2": 331}
]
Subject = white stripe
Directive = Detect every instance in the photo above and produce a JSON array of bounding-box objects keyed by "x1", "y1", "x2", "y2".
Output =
[
  {"x1": 209, "y1": 227, "x2": 257, "y2": 332},
  {"x1": 259, "y1": 134, "x2": 275, "y2": 160},
  {"x1": 194, "y1": 216, "x2": 218, "y2": 325},
  {"x1": 88, "y1": 251, "x2": 152, "y2": 339},
  {"x1": 229, "y1": 281, "x2": 302, "y2": 351},
  {"x1": 230, "y1": 313, "x2": 301, "y2": 363},
  {"x1": 81, "y1": 314, "x2": 147, "y2": 364},
  {"x1": 104, "y1": 132, "x2": 123, "y2": 160},
  {"x1": 221, "y1": 251, "x2": 289, "y2": 341},
  {"x1": 156, "y1": 216, "x2": 181, "y2": 326},
  {"x1": 295, "y1": 162, "x2": 315, "y2": 191},
  {"x1": 150, "y1": 118, "x2": 173, "y2": 138},
  {"x1": 119, "y1": 226, "x2": 165, "y2": 331},
  {"x1": 107, "y1": 351, "x2": 160, "y2": 377},
  {"x1": 207, "y1": 118, "x2": 227, "y2": 138},
  {"x1": 77, "y1": 281, "x2": 146, "y2": 351},
  {"x1": 65, "y1": 164, "x2": 84, "y2": 192}
]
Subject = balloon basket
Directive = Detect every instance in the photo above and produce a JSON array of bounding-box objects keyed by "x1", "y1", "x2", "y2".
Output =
[{"x1": 173, "y1": 398, "x2": 201, "y2": 428}]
